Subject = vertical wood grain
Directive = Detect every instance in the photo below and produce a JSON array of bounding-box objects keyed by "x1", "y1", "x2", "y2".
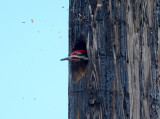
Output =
[{"x1": 68, "y1": 0, "x2": 160, "y2": 118}]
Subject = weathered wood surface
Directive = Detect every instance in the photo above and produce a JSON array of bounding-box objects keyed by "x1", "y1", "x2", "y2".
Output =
[{"x1": 68, "y1": 0, "x2": 160, "y2": 119}]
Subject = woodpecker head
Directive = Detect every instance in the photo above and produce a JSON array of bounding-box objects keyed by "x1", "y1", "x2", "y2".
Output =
[{"x1": 60, "y1": 50, "x2": 88, "y2": 61}]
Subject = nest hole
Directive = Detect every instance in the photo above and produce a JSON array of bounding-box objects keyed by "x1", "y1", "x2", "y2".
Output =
[
  {"x1": 71, "y1": 40, "x2": 88, "y2": 83},
  {"x1": 72, "y1": 39, "x2": 86, "y2": 51}
]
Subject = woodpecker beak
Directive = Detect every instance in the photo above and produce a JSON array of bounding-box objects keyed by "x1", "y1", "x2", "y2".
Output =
[
  {"x1": 60, "y1": 57, "x2": 69, "y2": 61},
  {"x1": 60, "y1": 56, "x2": 71, "y2": 61}
]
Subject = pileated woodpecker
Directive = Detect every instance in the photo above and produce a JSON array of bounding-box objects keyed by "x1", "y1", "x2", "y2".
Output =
[{"x1": 60, "y1": 50, "x2": 88, "y2": 61}]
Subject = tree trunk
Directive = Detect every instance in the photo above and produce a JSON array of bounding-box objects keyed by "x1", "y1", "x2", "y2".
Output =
[{"x1": 68, "y1": 0, "x2": 160, "y2": 119}]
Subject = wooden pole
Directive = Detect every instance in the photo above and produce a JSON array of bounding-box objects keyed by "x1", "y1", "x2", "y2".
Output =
[{"x1": 68, "y1": 0, "x2": 160, "y2": 118}]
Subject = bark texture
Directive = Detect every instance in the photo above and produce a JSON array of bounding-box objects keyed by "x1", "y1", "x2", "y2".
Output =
[{"x1": 68, "y1": 0, "x2": 160, "y2": 119}]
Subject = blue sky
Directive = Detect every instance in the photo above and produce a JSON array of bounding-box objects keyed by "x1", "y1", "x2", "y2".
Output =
[{"x1": 0, "y1": 0, "x2": 68, "y2": 119}]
